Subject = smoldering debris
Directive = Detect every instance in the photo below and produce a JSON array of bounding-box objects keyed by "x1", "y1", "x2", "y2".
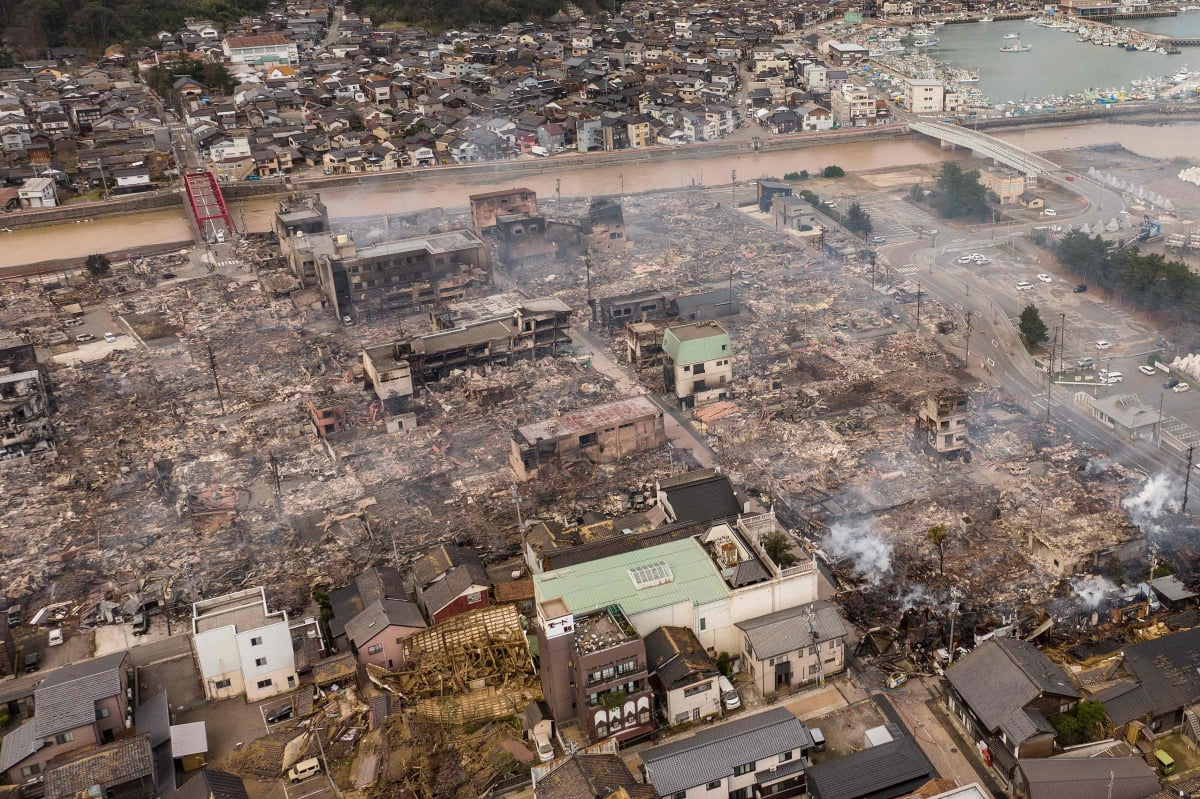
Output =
[
  {"x1": 822, "y1": 517, "x2": 893, "y2": 586},
  {"x1": 1122, "y1": 472, "x2": 1183, "y2": 532},
  {"x1": 1070, "y1": 575, "x2": 1119, "y2": 610}
]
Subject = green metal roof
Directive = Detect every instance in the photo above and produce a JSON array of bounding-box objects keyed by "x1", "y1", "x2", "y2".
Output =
[
  {"x1": 663, "y1": 323, "x2": 731, "y2": 365},
  {"x1": 534, "y1": 538, "x2": 729, "y2": 618}
]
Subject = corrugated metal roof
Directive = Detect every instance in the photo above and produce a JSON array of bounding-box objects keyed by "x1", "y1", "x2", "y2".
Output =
[
  {"x1": 170, "y1": 722, "x2": 209, "y2": 758},
  {"x1": 535, "y1": 537, "x2": 728, "y2": 618},
  {"x1": 1018, "y1": 756, "x2": 1159, "y2": 799}
]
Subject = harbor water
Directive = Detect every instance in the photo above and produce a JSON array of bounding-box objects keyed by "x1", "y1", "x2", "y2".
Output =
[{"x1": 925, "y1": 15, "x2": 1200, "y2": 102}]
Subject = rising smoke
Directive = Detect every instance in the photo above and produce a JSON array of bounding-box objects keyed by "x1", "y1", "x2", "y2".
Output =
[
  {"x1": 1122, "y1": 472, "x2": 1183, "y2": 533},
  {"x1": 1070, "y1": 575, "x2": 1119, "y2": 610},
  {"x1": 822, "y1": 517, "x2": 893, "y2": 586},
  {"x1": 895, "y1": 583, "x2": 929, "y2": 612}
]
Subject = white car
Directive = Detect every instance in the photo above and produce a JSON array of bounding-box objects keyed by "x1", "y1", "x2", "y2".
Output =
[
  {"x1": 1138, "y1": 365, "x2": 1157, "y2": 376},
  {"x1": 1043, "y1": 209, "x2": 1057, "y2": 217},
  {"x1": 103, "y1": 332, "x2": 116, "y2": 343},
  {"x1": 956, "y1": 255, "x2": 973, "y2": 264},
  {"x1": 1175, "y1": 383, "x2": 1191, "y2": 393},
  {"x1": 1016, "y1": 281, "x2": 1034, "y2": 291},
  {"x1": 976, "y1": 257, "x2": 991, "y2": 265},
  {"x1": 48, "y1": 628, "x2": 63, "y2": 647},
  {"x1": 970, "y1": 253, "x2": 986, "y2": 262},
  {"x1": 1095, "y1": 340, "x2": 1111, "y2": 350},
  {"x1": 1036, "y1": 274, "x2": 1053, "y2": 283}
]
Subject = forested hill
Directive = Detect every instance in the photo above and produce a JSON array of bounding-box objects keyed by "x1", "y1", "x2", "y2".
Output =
[{"x1": 0, "y1": 0, "x2": 594, "y2": 60}]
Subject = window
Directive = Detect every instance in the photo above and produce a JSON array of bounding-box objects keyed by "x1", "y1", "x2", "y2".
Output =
[
  {"x1": 693, "y1": 362, "x2": 706, "y2": 375},
  {"x1": 733, "y1": 761, "x2": 755, "y2": 776},
  {"x1": 467, "y1": 590, "x2": 483, "y2": 603},
  {"x1": 780, "y1": 751, "x2": 794, "y2": 763},
  {"x1": 20, "y1": 764, "x2": 39, "y2": 778},
  {"x1": 708, "y1": 780, "x2": 722, "y2": 790},
  {"x1": 730, "y1": 787, "x2": 752, "y2": 799},
  {"x1": 55, "y1": 732, "x2": 73, "y2": 745},
  {"x1": 367, "y1": 644, "x2": 383, "y2": 655},
  {"x1": 579, "y1": 432, "x2": 598, "y2": 447},
  {"x1": 672, "y1": 793, "x2": 687, "y2": 799},
  {"x1": 699, "y1": 617, "x2": 706, "y2": 631},
  {"x1": 257, "y1": 678, "x2": 273, "y2": 689},
  {"x1": 255, "y1": 657, "x2": 268, "y2": 667},
  {"x1": 684, "y1": 681, "x2": 712, "y2": 698},
  {"x1": 250, "y1": 637, "x2": 263, "y2": 646},
  {"x1": 617, "y1": 660, "x2": 638, "y2": 675},
  {"x1": 96, "y1": 707, "x2": 111, "y2": 720},
  {"x1": 214, "y1": 678, "x2": 232, "y2": 690}
]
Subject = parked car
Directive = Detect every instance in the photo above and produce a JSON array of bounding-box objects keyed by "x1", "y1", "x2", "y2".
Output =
[
  {"x1": 74, "y1": 332, "x2": 94, "y2": 342},
  {"x1": 1016, "y1": 281, "x2": 1034, "y2": 291},
  {"x1": 822, "y1": 200, "x2": 837, "y2": 208},
  {"x1": 1078, "y1": 357, "x2": 1095, "y2": 369},
  {"x1": 1073, "y1": 284, "x2": 1088, "y2": 293},
  {"x1": 872, "y1": 236, "x2": 887, "y2": 244},
  {"x1": 103, "y1": 332, "x2": 116, "y2": 343},
  {"x1": 266, "y1": 704, "x2": 294, "y2": 724},
  {"x1": 23, "y1": 652, "x2": 39, "y2": 672},
  {"x1": 1100, "y1": 371, "x2": 1122, "y2": 384},
  {"x1": 287, "y1": 758, "x2": 321, "y2": 783},
  {"x1": 956, "y1": 255, "x2": 973, "y2": 264},
  {"x1": 1138, "y1": 365, "x2": 1157, "y2": 376},
  {"x1": 1165, "y1": 378, "x2": 1181, "y2": 390},
  {"x1": 64, "y1": 318, "x2": 84, "y2": 328},
  {"x1": 1037, "y1": 274, "x2": 1053, "y2": 283},
  {"x1": 1174, "y1": 382, "x2": 1190, "y2": 393},
  {"x1": 48, "y1": 628, "x2": 63, "y2": 647},
  {"x1": 131, "y1": 613, "x2": 149, "y2": 636},
  {"x1": 1043, "y1": 209, "x2": 1057, "y2": 216},
  {"x1": 1095, "y1": 340, "x2": 1111, "y2": 350},
  {"x1": 718, "y1": 675, "x2": 741, "y2": 709},
  {"x1": 245, "y1": 174, "x2": 261, "y2": 181},
  {"x1": 533, "y1": 732, "x2": 554, "y2": 762}
]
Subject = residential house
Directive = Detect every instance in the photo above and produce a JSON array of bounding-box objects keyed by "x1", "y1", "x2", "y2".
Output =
[
  {"x1": 662, "y1": 321, "x2": 733, "y2": 408},
  {"x1": 1015, "y1": 757, "x2": 1158, "y2": 799},
  {"x1": 944, "y1": 637, "x2": 1081, "y2": 789},
  {"x1": 979, "y1": 168, "x2": 1028, "y2": 205},
  {"x1": 191, "y1": 587, "x2": 298, "y2": 702},
  {"x1": 344, "y1": 598, "x2": 427, "y2": 670},
  {"x1": 736, "y1": 601, "x2": 848, "y2": 697},
  {"x1": 805, "y1": 725, "x2": 934, "y2": 799},
  {"x1": 43, "y1": 736, "x2": 155, "y2": 799},
  {"x1": 510, "y1": 396, "x2": 667, "y2": 481},
  {"x1": 798, "y1": 103, "x2": 833, "y2": 132},
  {"x1": 0, "y1": 652, "x2": 132, "y2": 785},
  {"x1": 535, "y1": 752, "x2": 656, "y2": 799},
  {"x1": 656, "y1": 469, "x2": 743, "y2": 526},
  {"x1": 641, "y1": 707, "x2": 816, "y2": 799},
  {"x1": 18, "y1": 177, "x2": 56, "y2": 207},
  {"x1": 1091, "y1": 626, "x2": 1200, "y2": 735},
  {"x1": 644, "y1": 626, "x2": 722, "y2": 725},
  {"x1": 176, "y1": 769, "x2": 251, "y2": 799},
  {"x1": 327, "y1": 564, "x2": 408, "y2": 653},
  {"x1": 830, "y1": 84, "x2": 877, "y2": 127},
  {"x1": 412, "y1": 543, "x2": 492, "y2": 624},
  {"x1": 756, "y1": 179, "x2": 792, "y2": 213}
]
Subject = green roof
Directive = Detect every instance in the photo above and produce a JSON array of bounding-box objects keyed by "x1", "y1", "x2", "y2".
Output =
[
  {"x1": 534, "y1": 538, "x2": 729, "y2": 618},
  {"x1": 663, "y1": 322, "x2": 731, "y2": 365}
]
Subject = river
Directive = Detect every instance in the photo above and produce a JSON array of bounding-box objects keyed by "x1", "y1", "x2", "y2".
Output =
[{"x1": 2, "y1": 120, "x2": 1199, "y2": 269}]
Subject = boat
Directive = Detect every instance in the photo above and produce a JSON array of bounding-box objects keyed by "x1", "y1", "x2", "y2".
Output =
[
  {"x1": 910, "y1": 25, "x2": 933, "y2": 36},
  {"x1": 1004, "y1": 32, "x2": 1020, "y2": 39},
  {"x1": 1000, "y1": 38, "x2": 1032, "y2": 52},
  {"x1": 980, "y1": 15, "x2": 994, "y2": 22},
  {"x1": 913, "y1": 38, "x2": 939, "y2": 47},
  {"x1": 1126, "y1": 44, "x2": 1137, "y2": 51},
  {"x1": 932, "y1": 20, "x2": 946, "y2": 25}
]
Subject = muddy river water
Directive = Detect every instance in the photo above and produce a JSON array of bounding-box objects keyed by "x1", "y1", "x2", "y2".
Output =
[{"x1": 1, "y1": 121, "x2": 1196, "y2": 269}]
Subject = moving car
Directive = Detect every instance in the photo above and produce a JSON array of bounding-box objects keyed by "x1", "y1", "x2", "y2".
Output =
[
  {"x1": 1043, "y1": 209, "x2": 1057, "y2": 216},
  {"x1": 872, "y1": 236, "x2": 887, "y2": 244},
  {"x1": 1016, "y1": 281, "x2": 1034, "y2": 291},
  {"x1": 1095, "y1": 340, "x2": 1111, "y2": 350},
  {"x1": 1138, "y1": 365, "x2": 1157, "y2": 376},
  {"x1": 1036, "y1": 274, "x2": 1053, "y2": 283}
]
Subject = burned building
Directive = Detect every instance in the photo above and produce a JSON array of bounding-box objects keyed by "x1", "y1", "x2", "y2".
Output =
[
  {"x1": 469, "y1": 187, "x2": 538, "y2": 236},
  {"x1": 510, "y1": 396, "x2": 666, "y2": 481},
  {"x1": 495, "y1": 212, "x2": 557, "y2": 265},
  {"x1": 1025, "y1": 512, "x2": 1145, "y2": 577},
  {"x1": 662, "y1": 322, "x2": 733, "y2": 408},
  {"x1": 362, "y1": 295, "x2": 573, "y2": 406},
  {"x1": 0, "y1": 343, "x2": 54, "y2": 462},
  {"x1": 273, "y1": 193, "x2": 330, "y2": 243},
  {"x1": 599, "y1": 290, "x2": 669, "y2": 329},
  {"x1": 670, "y1": 288, "x2": 739, "y2": 322},
  {"x1": 917, "y1": 387, "x2": 969, "y2": 455},
  {"x1": 584, "y1": 199, "x2": 626, "y2": 255},
  {"x1": 625, "y1": 322, "x2": 664, "y2": 372}
]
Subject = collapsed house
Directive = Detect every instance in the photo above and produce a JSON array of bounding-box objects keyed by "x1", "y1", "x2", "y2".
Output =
[
  {"x1": 1024, "y1": 512, "x2": 1145, "y2": 577},
  {"x1": 0, "y1": 343, "x2": 54, "y2": 461}
]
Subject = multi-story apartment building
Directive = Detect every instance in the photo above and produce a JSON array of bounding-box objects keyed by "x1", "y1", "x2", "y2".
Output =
[
  {"x1": 191, "y1": 587, "x2": 298, "y2": 702},
  {"x1": 663, "y1": 321, "x2": 733, "y2": 408},
  {"x1": 830, "y1": 84, "x2": 878, "y2": 127},
  {"x1": 510, "y1": 396, "x2": 666, "y2": 481}
]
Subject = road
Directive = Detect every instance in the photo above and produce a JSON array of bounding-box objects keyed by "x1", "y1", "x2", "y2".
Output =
[{"x1": 879, "y1": 169, "x2": 1197, "y2": 501}]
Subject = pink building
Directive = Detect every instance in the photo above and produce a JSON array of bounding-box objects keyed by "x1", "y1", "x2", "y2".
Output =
[{"x1": 344, "y1": 598, "x2": 427, "y2": 670}]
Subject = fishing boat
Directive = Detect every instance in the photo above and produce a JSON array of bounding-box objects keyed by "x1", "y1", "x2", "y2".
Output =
[
  {"x1": 910, "y1": 24, "x2": 933, "y2": 36},
  {"x1": 913, "y1": 38, "x2": 939, "y2": 47},
  {"x1": 931, "y1": 20, "x2": 946, "y2": 25},
  {"x1": 1000, "y1": 37, "x2": 1032, "y2": 52},
  {"x1": 1004, "y1": 32, "x2": 1020, "y2": 39},
  {"x1": 979, "y1": 15, "x2": 994, "y2": 22}
]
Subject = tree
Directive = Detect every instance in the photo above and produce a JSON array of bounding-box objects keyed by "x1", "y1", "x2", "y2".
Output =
[
  {"x1": 844, "y1": 202, "x2": 873, "y2": 238},
  {"x1": 822, "y1": 165, "x2": 845, "y2": 178},
  {"x1": 762, "y1": 529, "x2": 799, "y2": 569},
  {"x1": 1019, "y1": 304, "x2": 1048, "y2": 347},
  {"x1": 1051, "y1": 700, "x2": 1106, "y2": 746},
  {"x1": 798, "y1": 189, "x2": 819, "y2": 205},
  {"x1": 783, "y1": 171, "x2": 801, "y2": 181},
  {"x1": 909, "y1": 183, "x2": 924, "y2": 201},
  {"x1": 85, "y1": 253, "x2": 111, "y2": 277},
  {"x1": 929, "y1": 162, "x2": 990, "y2": 220},
  {"x1": 925, "y1": 524, "x2": 949, "y2": 575}
]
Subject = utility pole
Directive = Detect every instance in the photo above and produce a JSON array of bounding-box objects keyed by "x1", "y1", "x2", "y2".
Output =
[
  {"x1": 1185, "y1": 446, "x2": 1194, "y2": 514},
  {"x1": 1046, "y1": 327, "x2": 1054, "y2": 423},
  {"x1": 206, "y1": 343, "x2": 226, "y2": 415},
  {"x1": 555, "y1": 178, "x2": 561, "y2": 214},
  {"x1": 730, "y1": 169, "x2": 736, "y2": 206},
  {"x1": 585, "y1": 253, "x2": 594, "y2": 324},
  {"x1": 1158, "y1": 392, "x2": 1165, "y2": 445},
  {"x1": 963, "y1": 310, "x2": 973, "y2": 369},
  {"x1": 1060, "y1": 311, "x2": 1066, "y2": 362},
  {"x1": 268, "y1": 452, "x2": 282, "y2": 496},
  {"x1": 916, "y1": 282, "x2": 922, "y2": 325},
  {"x1": 511, "y1": 484, "x2": 524, "y2": 532}
]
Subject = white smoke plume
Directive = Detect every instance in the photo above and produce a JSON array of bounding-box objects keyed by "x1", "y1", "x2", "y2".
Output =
[
  {"x1": 822, "y1": 517, "x2": 893, "y2": 586},
  {"x1": 1070, "y1": 575, "x2": 1118, "y2": 610},
  {"x1": 1122, "y1": 473, "x2": 1183, "y2": 533},
  {"x1": 1085, "y1": 457, "x2": 1113, "y2": 475},
  {"x1": 895, "y1": 584, "x2": 928, "y2": 611}
]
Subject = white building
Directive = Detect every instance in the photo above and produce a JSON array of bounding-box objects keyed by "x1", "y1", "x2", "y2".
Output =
[
  {"x1": 192, "y1": 587, "x2": 298, "y2": 702},
  {"x1": 209, "y1": 136, "x2": 251, "y2": 162},
  {"x1": 222, "y1": 34, "x2": 299, "y2": 66},
  {"x1": 905, "y1": 78, "x2": 947, "y2": 114},
  {"x1": 19, "y1": 177, "x2": 57, "y2": 208}
]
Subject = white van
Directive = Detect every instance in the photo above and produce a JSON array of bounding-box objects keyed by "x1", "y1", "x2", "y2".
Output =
[
  {"x1": 719, "y1": 675, "x2": 740, "y2": 710},
  {"x1": 533, "y1": 732, "x2": 554, "y2": 762},
  {"x1": 288, "y1": 758, "x2": 322, "y2": 783},
  {"x1": 810, "y1": 727, "x2": 827, "y2": 752}
]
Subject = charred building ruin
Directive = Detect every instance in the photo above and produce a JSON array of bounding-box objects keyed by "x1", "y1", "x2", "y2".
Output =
[
  {"x1": 469, "y1": 187, "x2": 538, "y2": 236},
  {"x1": 917, "y1": 387, "x2": 969, "y2": 455},
  {"x1": 0, "y1": 343, "x2": 54, "y2": 462},
  {"x1": 584, "y1": 199, "x2": 627, "y2": 255}
]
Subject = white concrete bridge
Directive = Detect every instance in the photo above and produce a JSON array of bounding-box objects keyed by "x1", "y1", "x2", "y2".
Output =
[{"x1": 908, "y1": 120, "x2": 1060, "y2": 178}]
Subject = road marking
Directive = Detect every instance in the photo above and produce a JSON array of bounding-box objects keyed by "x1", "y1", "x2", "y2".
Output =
[{"x1": 896, "y1": 265, "x2": 919, "y2": 274}]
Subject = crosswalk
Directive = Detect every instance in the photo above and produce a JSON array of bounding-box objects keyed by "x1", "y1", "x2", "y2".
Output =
[
  {"x1": 216, "y1": 259, "x2": 239, "y2": 267},
  {"x1": 896, "y1": 265, "x2": 920, "y2": 274}
]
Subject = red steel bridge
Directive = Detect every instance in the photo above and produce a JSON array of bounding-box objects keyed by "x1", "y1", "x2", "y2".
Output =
[{"x1": 184, "y1": 171, "x2": 234, "y2": 242}]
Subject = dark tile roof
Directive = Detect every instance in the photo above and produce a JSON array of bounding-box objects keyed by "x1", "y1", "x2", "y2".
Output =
[
  {"x1": 134, "y1": 690, "x2": 171, "y2": 748},
  {"x1": 176, "y1": 768, "x2": 250, "y2": 799},
  {"x1": 644, "y1": 626, "x2": 717, "y2": 691},
  {"x1": 945, "y1": 638, "x2": 1077, "y2": 734},
  {"x1": 1121, "y1": 627, "x2": 1200, "y2": 718},
  {"x1": 329, "y1": 565, "x2": 406, "y2": 640},
  {"x1": 421, "y1": 562, "x2": 490, "y2": 617},
  {"x1": 535, "y1": 753, "x2": 654, "y2": 799},
  {"x1": 1018, "y1": 756, "x2": 1159, "y2": 799},
  {"x1": 805, "y1": 734, "x2": 933, "y2": 799},
  {"x1": 736, "y1": 601, "x2": 847, "y2": 662},
  {"x1": 345, "y1": 598, "x2": 426, "y2": 647},
  {"x1": 642, "y1": 707, "x2": 813, "y2": 796},
  {"x1": 35, "y1": 651, "x2": 128, "y2": 738},
  {"x1": 44, "y1": 735, "x2": 153, "y2": 799},
  {"x1": 1092, "y1": 681, "x2": 1156, "y2": 726},
  {"x1": 658, "y1": 470, "x2": 741, "y2": 525},
  {"x1": 413, "y1": 543, "x2": 485, "y2": 587},
  {"x1": 0, "y1": 720, "x2": 41, "y2": 773}
]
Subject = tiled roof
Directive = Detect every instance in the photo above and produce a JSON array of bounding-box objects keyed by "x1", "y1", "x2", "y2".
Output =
[
  {"x1": 35, "y1": 651, "x2": 127, "y2": 738},
  {"x1": 945, "y1": 638, "x2": 1077, "y2": 734},
  {"x1": 44, "y1": 736, "x2": 153, "y2": 799},
  {"x1": 805, "y1": 733, "x2": 933, "y2": 799},
  {"x1": 736, "y1": 601, "x2": 847, "y2": 661},
  {"x1": 422, "y1": 562, "x2": 490, "y2": 617},
  {"x1": 535, "y1": 753, "x2": 654, "y2": 799},
  {"x1": 1121, "y1": 627, "x2": 1200, "y2": 718},
  {"x1": 344, "y1": 598, "x2": 426, "y2": 647},
  {"x1": 642, "y1": 707, "x2": 813, "y2": 796},
  {"x1": 1018, "y1": 756, "x2": 1159, "y2": 799},
  {"x1": 644, "y1": 626, "x2": 717, "y2": 690},
  {"x1": 0, "y1": 720, "x2": 42, "y2": 773}
]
